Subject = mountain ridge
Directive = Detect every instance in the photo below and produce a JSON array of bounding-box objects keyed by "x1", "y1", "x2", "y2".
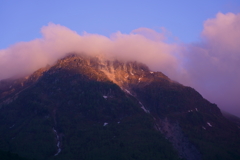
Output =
[{"x1": 0, "y1": 53, "x2": 240, "y2": 160}]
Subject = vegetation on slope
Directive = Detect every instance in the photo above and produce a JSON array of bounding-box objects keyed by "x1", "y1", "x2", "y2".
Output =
[{"x1": 0, "y1": 56, "x2": 180, "y2": 160}]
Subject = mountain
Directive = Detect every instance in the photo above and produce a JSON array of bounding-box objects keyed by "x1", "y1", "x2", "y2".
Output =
[
  {"x1": 221, "y1": 111, "x2": 240, "y2": 127},
  {"x1": 0, "y1": 54, "x2": 240, "y2": 160}
]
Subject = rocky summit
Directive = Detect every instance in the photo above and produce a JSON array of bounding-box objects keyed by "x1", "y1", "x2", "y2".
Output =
[{"x1": 0, "y1": 54, "x2": 240, "y2": 160}]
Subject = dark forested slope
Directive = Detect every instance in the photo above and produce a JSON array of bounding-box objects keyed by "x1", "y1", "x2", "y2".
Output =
[{"x1": 0, "y1": 54, "x2": 239, "y2": 160}]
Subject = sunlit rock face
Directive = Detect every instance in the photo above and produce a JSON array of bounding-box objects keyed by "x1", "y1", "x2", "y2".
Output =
[{"x1": 0, "y1": 53, "x2": 240, "y2": 160}]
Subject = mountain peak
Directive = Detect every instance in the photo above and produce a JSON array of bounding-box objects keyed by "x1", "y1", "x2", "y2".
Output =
[{"x1": 0, "y1": 54, "x2": 240, "y2": 160}]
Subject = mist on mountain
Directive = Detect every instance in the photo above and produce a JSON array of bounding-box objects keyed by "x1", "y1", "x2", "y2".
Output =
[
  {"x1": 0, "y1": 12, "x2": 240, "y2": 116},
  {"x1": 1, "y1": 54, "x2": 239, "y2": 160}
]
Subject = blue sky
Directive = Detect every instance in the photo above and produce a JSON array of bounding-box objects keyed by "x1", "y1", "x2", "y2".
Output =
[{"x1": 1, "y1": 0, "x2": 240, "y2": 49}]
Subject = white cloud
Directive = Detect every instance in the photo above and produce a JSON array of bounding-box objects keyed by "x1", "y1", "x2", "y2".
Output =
[
  {"x1": 0, "y1": 23, "x2": 179, "y2": 80},
  {"x1": 180, "y1": 12, "x2": 240, "y2": 116},
  {"x1": 1, "y1": 12, "x2": 240, "y2": 116}
]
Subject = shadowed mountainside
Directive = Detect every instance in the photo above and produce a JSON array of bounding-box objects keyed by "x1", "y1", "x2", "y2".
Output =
[{"x1": 0, "y1": 54, "x2": 240, "y2": 160}]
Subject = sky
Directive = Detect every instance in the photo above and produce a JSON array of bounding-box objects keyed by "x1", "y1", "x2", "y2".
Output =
[{"x1": 1, "y1": 0, "x2": 240, "y2": 117}]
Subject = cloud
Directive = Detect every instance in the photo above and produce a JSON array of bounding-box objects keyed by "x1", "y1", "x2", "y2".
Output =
[
  {"x1": 0, "y1": 12, "x2": 240, "y2": 117},
  {"x1": 180, "y1": 12, "x2": 240, "y2": 116},
  {"x1": 0, "y1": 23, "x2": 179, "y2": 81},
  {"x1": 131, "y1": 27, "x2": 166, "y2": 41}
]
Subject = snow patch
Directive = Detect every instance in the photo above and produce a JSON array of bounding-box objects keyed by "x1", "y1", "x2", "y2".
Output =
[
  {"x1": 53, "y1": 128, "x2": 61, "y2": 156},
  {"x1": 103, "y1": 95, "x2": 108, "y2": 99},
  {"x1": 207, "y1": 122, "x2": 212, "y2": 127},
  {"x1": 55, "y1": 144, "x2": 61, "y2": 156},
  {"x1": 188, "y1": 109, "x2": 198, "y2": 112},
  {"x1": 138, "y1": 77, "x2": 142, "y2": 82},
  {"x1": 103, "y1": 122, "x2": 108, "y2": 126},
  {"x1": 125, "y1": 89, "x2": 133, "y2": 96},
  {"x1": 124, "y1": 88, "x2": 149, "y2": 113},
  {"x1": 139, "y1": 101, "x2": 150, "y2": 113}
]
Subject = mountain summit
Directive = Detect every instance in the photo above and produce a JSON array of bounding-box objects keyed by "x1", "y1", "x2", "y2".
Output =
[{"x1": 0, "y1": 54, "x2": 240, "y2": 160}]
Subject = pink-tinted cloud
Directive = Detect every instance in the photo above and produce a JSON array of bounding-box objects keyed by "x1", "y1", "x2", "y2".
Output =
[
  {"x1": 131, "y1": 27, "x2": 166, "y2": 41},
  {"x1": 180, "y1": 12, "x2": 240, "y2": 116},
  {"x1": 0, "y1": 23, "x2": 179, "y2": 81},
  {"x1": 1, "y1": 12, "x2": 240, "y2": 117}
]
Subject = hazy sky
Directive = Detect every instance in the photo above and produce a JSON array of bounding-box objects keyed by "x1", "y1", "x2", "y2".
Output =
[{"x1": 1, "y1": 0, "x2": 240, "y2": 117}]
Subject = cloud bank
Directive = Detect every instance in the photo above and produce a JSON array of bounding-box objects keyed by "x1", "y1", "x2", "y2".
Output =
[
  {"x1": 0, "y1": 12, "x2": 240, "y2": 116},
  {"x1": 181, "y1": 12, "x2": 240, "y2": 117},
  {"x1": 0, "y1": 24, "x2": 180, "y2": 80}
]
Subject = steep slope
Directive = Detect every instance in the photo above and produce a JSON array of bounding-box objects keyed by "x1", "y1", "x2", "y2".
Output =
[
  {"x1": 86, "y1": 54, "x2": 240, "y2": 160},
  {"x1": 130, "y1": 75, "x2": 240, "y2": 160},
  {"x1": 0, "y1": 54, "x2": 240, "y2": 160},
  {"x1": 0, "y1": 54, "x2": 179, "y2": 160},
  {"x1": 222, "y1": 110, "x2": 240, "y2": 127}
]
